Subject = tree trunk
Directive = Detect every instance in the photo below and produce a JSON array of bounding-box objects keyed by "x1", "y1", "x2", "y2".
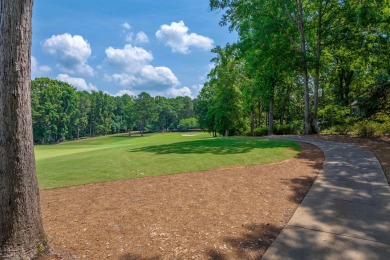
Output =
[
  {"x1": 312, "y1": 0, "x2": 323, "y2": 135},
  {"x1": 280, "y1": 84, "x2": 292, "y2": 125},
  {"x1": 268, "y1": 98, "x2": 274, "y2": 135},
  {"x1": 250, "y1": 108, "x2": 255, "y2": 137},
  {"x1": 297, "y1": 0, "x2": 312, "y2": 135},
  {"x1": 141, "y1": 121, "x2": 144, "y2": 137},
  {"x1": 257, "y1": 101, "x2": 262, "y2": 128},
  {"x1": 0, "y1": 0, "x2": 49, "y2": 258}
]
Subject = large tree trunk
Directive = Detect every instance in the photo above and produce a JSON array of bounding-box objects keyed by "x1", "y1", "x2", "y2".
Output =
[
  {"x1": 312, "y1": 0, "x2": 324, "y2": 135},
  {"x1": 297, "y1": 0, "x2": 313, "y2": 135},
  {"x1": 0, "y1": 0, "x2": 48, "y2": 258},
  {"x1": 268, "y1": 98, "x2": 274, "y2": 135},
  {"x1": 250, "y1": 108, "x2": 255, "y2": 137},
  {"x1": 257, "y1": 101, "x2": 262, "y2": 128}
]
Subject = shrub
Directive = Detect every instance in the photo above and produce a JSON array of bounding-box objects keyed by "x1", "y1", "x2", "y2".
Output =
[
  {"x1": 378, "y1": 121, "x2": 390, "y2": 135},
  {"x1": 254, "y1": 126, "x2": 269, "y2": 136},
  {"x1": 273, "y1": 122, "x2": 302, "y2": 135},
  {"x1": 334, "y1": 124, "x2": 352, "y2": 135},
  {"x1": 318, "y1": 105, "x2": 351, "y2": 128},
  {"x1": 354, "y1": 120, "x2": 379, "y2": 137},
  {"x1": 178, "y1": 118, "x2": 199, "y2": 131}
]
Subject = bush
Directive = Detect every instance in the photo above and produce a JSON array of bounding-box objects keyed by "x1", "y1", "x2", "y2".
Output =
[
  {"x1": 273, "y1": 122, "x2": 302, "y2": 135},
  {"x1": 254, "y1": 126, "x2": 269, "y2": 136},
  {"x1": 334, "y1": 124, "x2": 352, "y2": 135},
  {"x1": 318, "y1": 105, "x2": 351, "y2": 128},
  {"x1": 354, "y1": 120, "x2": 379, "y2": 137},
  {"x1": 178, "y1": 118, "x2": 199, "y2": 131},
  {"x1": 379, "y1": 121, "x2": 390, "y2": 135}
]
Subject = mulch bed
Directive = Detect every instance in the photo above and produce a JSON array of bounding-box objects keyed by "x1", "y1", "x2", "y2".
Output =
[{"x1": 41, "y1": 142, "x2": 323, "y2": 259}]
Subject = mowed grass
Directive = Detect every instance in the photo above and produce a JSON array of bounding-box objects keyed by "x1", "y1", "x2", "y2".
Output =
[{"x1": 35, "y1": 132, "x2": 300, "y2": 189}]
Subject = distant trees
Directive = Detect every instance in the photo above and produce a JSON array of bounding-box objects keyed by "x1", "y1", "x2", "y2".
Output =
[{"x1": 30, "y1": 78, "x2": 197, "y2": 143}]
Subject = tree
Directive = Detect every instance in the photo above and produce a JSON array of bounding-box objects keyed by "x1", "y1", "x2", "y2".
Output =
[
  {"x1": 134, "y1": 92, "x2": 157, "y2": 136},
  {"x1": 194, "y1": 82, "x2": 218, "y2": 137},
  {"x1": 76, "y1": 91, "x2": 91, "y2": 138},
  {"x1": 209, "y1": 45, "x2": 244, "y2": 136},
  {"x1": 155, "y1": 96, "x2": 177, "y2": 132},
  {"x1": 31, "y1": 78, "x2": 78, "y2": 143},
  {"x1": 121, "y1": 94, "x2": 137, "y2": 135},
  {"x1": 0, "y1": 0, "x2": 48, "y2": 258}
]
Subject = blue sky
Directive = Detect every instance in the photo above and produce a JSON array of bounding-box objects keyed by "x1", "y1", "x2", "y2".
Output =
[{"x1": 31, "y1": 0, "x2": 237, "y2": 98}]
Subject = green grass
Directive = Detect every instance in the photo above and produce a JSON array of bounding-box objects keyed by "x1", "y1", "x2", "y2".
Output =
[{"x1": 35, "y1": 132, "x2": 300, "y2": 189}]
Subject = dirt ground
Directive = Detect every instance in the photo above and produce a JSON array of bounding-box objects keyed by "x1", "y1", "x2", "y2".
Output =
[{"x1": 41, "y1": 142, "x2": 323, "y2": 260}]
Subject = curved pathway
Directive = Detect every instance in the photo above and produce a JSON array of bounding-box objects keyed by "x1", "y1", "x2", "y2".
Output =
[{"x1": 262, "y1": 136, "x2": 390, "y2": 260}]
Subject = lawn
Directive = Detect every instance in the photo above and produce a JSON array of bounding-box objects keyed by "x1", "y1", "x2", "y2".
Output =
[{"x1": 35, "y1": 132, "x2": 300, "y2": 189}]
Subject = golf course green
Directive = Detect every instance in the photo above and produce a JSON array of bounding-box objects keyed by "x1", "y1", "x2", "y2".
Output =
[{"x1": 35, "y1": 132, "x2": 300, "y2": 189}]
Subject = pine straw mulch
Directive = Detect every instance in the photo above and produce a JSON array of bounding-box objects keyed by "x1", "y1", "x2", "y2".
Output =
[{"x1": 41, "y1": 142, "x2": 323, "y2": 260}]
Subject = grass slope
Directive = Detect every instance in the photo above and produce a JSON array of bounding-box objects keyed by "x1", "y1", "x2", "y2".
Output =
[{"x1": 35, "y1": 132, "x2": 300, "y2": 189}]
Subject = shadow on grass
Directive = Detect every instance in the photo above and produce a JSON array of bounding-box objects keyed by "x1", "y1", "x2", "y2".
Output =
[{"x1": 128, "y1": 138, "x2": 298, "y2": 155}]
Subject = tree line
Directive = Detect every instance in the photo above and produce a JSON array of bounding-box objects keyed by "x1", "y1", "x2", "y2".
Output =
[
  {"x1": 31, "y1": 78, "x2": 198, "y2": 144},
  {"x1": 195, "y1": 0, "x2": 389, "y2": 136}
]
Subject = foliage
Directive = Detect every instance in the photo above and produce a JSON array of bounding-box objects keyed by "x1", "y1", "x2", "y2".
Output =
[
  {"x1": 206, "y1": 0, "x2": 389, "y2": 136},
  {"x1": 274, "y1": 123, "x2": 302, "y2": 135},
  {"x1": 31, "y1": 78, "x2": 197, "y2": 143},
  {"x1": 379, "y1": 121, "x2": 390, "y2": 135},
  {"x1": 318, "y1": 105, "x2": 352, "y2": 129},
  {"x1": 178, "y1": 118, "x2": 199, "y2": 131},
  {"x1": 353, "y1": 120, "x2": 379, "y2": 137}
]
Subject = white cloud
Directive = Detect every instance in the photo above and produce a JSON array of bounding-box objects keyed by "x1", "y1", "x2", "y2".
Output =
[
  {"x1": 43, "y1": 33, "x2": 94, "y2": 76},
  {"x1": 56, "y1": 74, "x2": 98, "y2": 92},
  {"x1": 105, "y1": 44, "x2": 153, "y2": 72},
  {"x1": 135, "y1": 31, "x2": 149, "y2": 44},
  {"x1": 31, "y1": 56, "x2": 51, "y2": 77},
  {"x1": 106, "y1": 73, "x2": 139, "y2": 86},
  {"x1": 122, "y1": 22, "x2": 131, "y2": 30},
  {"x1": 104, "y1": 45, "x2": 179, "y2": 91},
  {"x1": 155, "y1": 21, "x2": 214, "y2": 54},
  {"x1": 140, "y1": 65, "x2": 179, "y2": 86},
  {"x1": 166, "y1": 86, "x2": 193, "y2": 98}
]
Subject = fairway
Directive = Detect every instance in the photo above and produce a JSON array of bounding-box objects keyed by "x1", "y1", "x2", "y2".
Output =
[{"x1": 35, "y1": 132, "x2": 300, "y2": 189}]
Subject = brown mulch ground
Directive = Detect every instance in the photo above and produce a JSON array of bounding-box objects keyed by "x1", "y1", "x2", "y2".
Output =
[
  {"x1": 307, "y1": 135, "x2": 390, "y2": 184},
  {"x1": 41, "y1": 142, "x2": 323, "y2": 260}
]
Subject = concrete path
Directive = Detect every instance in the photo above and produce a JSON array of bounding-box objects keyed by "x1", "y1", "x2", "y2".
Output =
[{"x1": 262, "y1": 136, "x2": 390, "y2": 260}]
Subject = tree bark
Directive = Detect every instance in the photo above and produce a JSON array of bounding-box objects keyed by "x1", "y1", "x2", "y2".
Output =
[
  {"x1": 257, "y1": 101, "x2": 262, "y2": 128},
  {"x1": 250, "y1": 108, "x2": 255, "y2": 136},
  {"x1": 268, "y1": 98, "x2": 274, "y2": 135},
  {"x1": 0, "y1": 0, "x2": 49, "y2": 258},
  {"x1": 312, "y1": 0, "x2": 324, "y2": 135},
  {"x1": 297, "y1": 0, "x2": 312, "y2": 135}
]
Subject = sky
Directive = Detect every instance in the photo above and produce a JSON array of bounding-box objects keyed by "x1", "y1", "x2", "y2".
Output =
[{"x1": 31, "y1": 0, "x2": 237, "y2": 98}]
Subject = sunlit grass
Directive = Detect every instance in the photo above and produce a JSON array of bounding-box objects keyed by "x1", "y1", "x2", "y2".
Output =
[{"x1": 35, "y1": 132, "x2": 300, "y2": 189}]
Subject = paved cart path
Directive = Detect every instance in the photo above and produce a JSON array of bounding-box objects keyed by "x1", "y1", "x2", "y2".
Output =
[{"x1": 262, "y1": 136, "x2": 390, "y2": 260}]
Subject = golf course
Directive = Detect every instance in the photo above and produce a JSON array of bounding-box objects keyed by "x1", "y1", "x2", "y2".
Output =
[{"x1": 35, "y1": 132, "x2": 300, "y2": 189}]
